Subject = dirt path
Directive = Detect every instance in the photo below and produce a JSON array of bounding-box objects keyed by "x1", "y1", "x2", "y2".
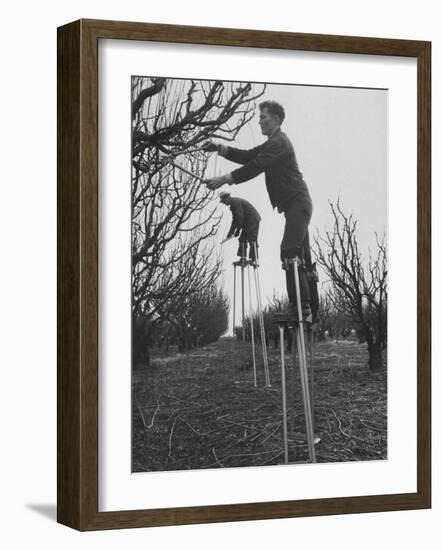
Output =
[{"x1": 132, "y1": 338, "x2": 387, "y2": 472}]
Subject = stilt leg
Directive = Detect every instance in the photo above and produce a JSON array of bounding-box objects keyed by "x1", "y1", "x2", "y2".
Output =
[
  {"x1": 290, "y1": 323, "x2": 297, "y2": 434},
  {"x1": 307, "y1": 327, "x2": 315, "y2": 435},
  {"x1": 247, "y1": 264, "x2": 257, "y2": 388},
  {"x1": 252, "y1": 243, "x2": 270, "y2": 387},
  {"x1": 292, "y1": 258, "x2": 316, "y2": 463},
  {"x1": 250, "y1": 241, "x2": 271, "y2": 388},
  {"x1": 241, "y1": 245, "x2": 246, "y2": 342},
  {"x1": 279, "y1": 322, "x2": 289, "y2": 464},
  {"x1": 232, "y1": 264, "x2": 237, "y2": 339}
]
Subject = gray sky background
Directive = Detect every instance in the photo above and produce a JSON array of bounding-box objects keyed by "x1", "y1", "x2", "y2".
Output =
[{"x1": 211, "y1": 83, "x2": 388, "y2": 328}]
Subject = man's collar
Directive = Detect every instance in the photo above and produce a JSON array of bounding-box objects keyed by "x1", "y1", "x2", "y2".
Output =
[{"x1": 268, "y1": 126, "x2": 281, "y2": 139}]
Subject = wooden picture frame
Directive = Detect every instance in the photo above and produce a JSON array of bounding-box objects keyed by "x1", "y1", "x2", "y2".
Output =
[{"x1": 57, "y1": 18, "x2": 431, "y2": 530}]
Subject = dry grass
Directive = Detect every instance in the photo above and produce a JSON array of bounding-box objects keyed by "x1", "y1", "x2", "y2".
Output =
[{"x1": 132, "y1": 337, "x2": 387, "y2": 472}]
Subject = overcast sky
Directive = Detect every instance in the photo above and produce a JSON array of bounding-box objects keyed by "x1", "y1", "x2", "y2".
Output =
[{"x1": 210, "y1": 82, "x2": 388, "y2": 328}]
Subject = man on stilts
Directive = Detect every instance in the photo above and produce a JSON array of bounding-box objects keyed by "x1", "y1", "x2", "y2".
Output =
[
  {"x1": 204, "y1": 100, "x2": 318, "y2": 462},
  {"x1": 203, "y1": 100, "x2": 313, "y2": 322},
  {"x1": 219, "y1": 191, "x2": 261, "y2": 263},
  {"x1": 219, "y1": 191, "x2": 270, "y2": 387}
]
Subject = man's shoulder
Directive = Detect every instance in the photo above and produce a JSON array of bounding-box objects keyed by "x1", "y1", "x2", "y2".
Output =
[
  {"x1": 239, "y1": 198, "x2": 259, "y2": 213},
  {"x1": 269, "y1": 129, "x2": 293, "y2": 149},
  {"x1": 232, "y1": 197, "x2": 252, "y2": 208}
]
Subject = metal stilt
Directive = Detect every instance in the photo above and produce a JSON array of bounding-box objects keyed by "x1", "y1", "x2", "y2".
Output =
[
  {"x1": 232, "y1": 263, "x2": 237, "y2": 339},
  {"x1": 307, "y1": 327, "x2": 315, "y2": 435},
  {"x1": 247, "y1": 264, "x2": 257, "y2": 388},
  {"x1": 273, "y1": 258, "x2": 318, "y2": 464},
  {"x1": 231, "y1": 241, "x2": 269, "y2": 387},
  {"x1": 278, "y1": 321, "x2": 289, "y2": 464},
  {"x1": 291, "y1": 257, "x2": 316, "y2": 463},
  {"x1": 252, "y1": 243, "x2": 271, "y2": 387},
  {"x1": 240, "y1": 244, "x2": 246, "y2": 342}
]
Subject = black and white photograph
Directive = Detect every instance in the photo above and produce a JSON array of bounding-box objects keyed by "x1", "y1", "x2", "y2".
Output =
[
  {"x1": 0, "y1": 0, "x2": 436, "y2": 541},
  {"x1": 131, "y1": 76, "x2": 388, "y2": 472}
]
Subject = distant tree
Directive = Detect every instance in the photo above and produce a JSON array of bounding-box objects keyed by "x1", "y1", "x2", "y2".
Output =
[
  {"x1": 163, "y1": 243, "x2": 227, "y2": 352},
  {"x1": 153, "y1": 320, "x2": 176, "y2": 356},
  {"x1": 315, "y1": 294, "x2": 333, "y2": 342},
  {"x1": 189, "y1": 284, "x2": 229, "y2": 348},
  {"x1": 238, "y1": 292, "x2": 294, "y2": 352},
  {"x1": 314, "y1": 201, "x2": 387, "y2": 371}
]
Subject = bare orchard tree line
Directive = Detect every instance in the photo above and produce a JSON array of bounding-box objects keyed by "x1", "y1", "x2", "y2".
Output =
[
  {"x1": 314, "y1": 294, "x2": 354, "y2": 343},
  {"x1": 134, "y1": 278, "x2": 229, "y2": 361},
  {"x1": 131, "y1": 77, "x2": 265, "y2": 366},
  {"x1": 314, "y1": 201, "x2": 387, "y2": 371},
  {"x1": 168, "y1": 280, "x2": 229, "y2": 352},
  {"x1": 236, "y1": 294, "x2": 354, "y2": 354}
]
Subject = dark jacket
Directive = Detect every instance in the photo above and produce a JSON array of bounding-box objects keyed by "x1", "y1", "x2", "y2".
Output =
[
  {"x1": 226, "y1": 197, "x2": 261, "y2": 239},
  {"x1": 225, "y1": 129, "x2": 311, "y2": 213}
]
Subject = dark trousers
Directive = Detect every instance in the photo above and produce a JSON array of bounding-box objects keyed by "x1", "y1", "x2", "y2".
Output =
[
  {"x1": 237, "y1": 221, "x2": 260, "y2": 261},
  {"x1": 284, "y1": 246, "x2": 311, "y2": 306},
  {"x1": 280, "y1": 197, "x2": 313, "y2": 306}
]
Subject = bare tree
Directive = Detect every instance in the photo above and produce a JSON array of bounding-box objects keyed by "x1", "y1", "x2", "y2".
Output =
[
  {"x1": 161, "y1": 238, "x2": 224, "y2": 352},
  {"x1": 131, "y1": 77, "x2": 265, "y2": 366},
  {"x1": 314, "y1": 201, "x2": 387, "y2": 371},
  {"x1": 315, "y1": 294, "x2": 333, "y2": 342},
  {"x1": 177, "y1": 283, "x2": 229, "y2": 351},
  {"x1": 132, "y1": 230, "x2": 222, "y2": 365}
]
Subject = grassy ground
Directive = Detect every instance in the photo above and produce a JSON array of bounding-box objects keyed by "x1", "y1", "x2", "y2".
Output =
[{"x1": 132, "y1": 336, "x2": 387, "y2": 472}]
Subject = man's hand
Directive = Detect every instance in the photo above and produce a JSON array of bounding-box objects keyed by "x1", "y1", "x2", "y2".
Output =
[
  {"x1": 202, "y1": 140, "x2": 220, "y2": 153},
  {"x1": 204, "y1": 172, "x2": 234, "y2": 190},
  {"x1": 204, "y1": 176, "x2": 226, "y2": 191}
]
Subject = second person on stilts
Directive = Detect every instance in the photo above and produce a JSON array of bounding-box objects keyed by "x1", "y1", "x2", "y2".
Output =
[{"x1": 219, "y1": 191, "x2": 261, "y2": 263}]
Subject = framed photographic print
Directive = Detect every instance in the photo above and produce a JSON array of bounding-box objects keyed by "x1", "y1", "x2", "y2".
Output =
[{"x1": 57, "y1": 19, "x2": 431, "y2": 530}]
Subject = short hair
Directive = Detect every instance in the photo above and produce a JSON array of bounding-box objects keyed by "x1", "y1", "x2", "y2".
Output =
[
  {"x1": 259, "y1": 100, "x2": 285, "y2": 123},
  {"x1": 220, "y1": 191, "x2": 231, "y2": 203}
]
